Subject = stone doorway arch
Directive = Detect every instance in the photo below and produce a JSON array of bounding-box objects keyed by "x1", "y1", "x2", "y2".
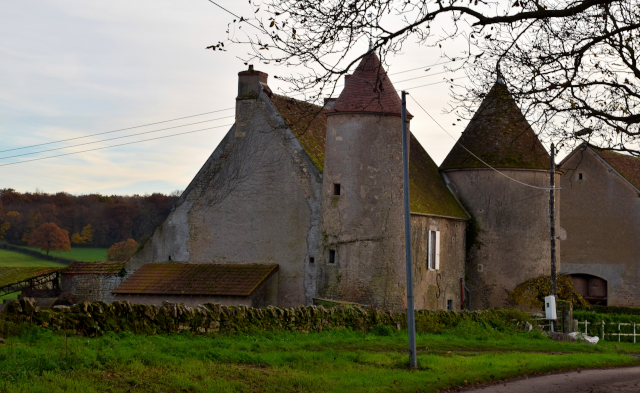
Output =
[{"x1": 570, "y1": 274, "x2": 607, "y2": 306}]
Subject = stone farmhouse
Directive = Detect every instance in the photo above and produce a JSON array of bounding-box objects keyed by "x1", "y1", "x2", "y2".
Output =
[
  {"x1": 44, "y1": 53, "x2": 637, "y2": 311},
  {"x1": 119, "y1": 53, "x2": 468, "y2": 311},
  {"x1": 559, "y1": 144, "x2": 640, "y2": 307}
]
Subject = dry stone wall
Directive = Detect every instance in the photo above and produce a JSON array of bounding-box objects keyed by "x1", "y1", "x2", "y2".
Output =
[{"x1": 1, "y1": 298, "x2": 523, "y2": 338}]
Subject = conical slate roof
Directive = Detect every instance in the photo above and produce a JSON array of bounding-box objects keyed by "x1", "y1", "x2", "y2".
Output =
[
  {"x1": 330, "y1": 53, "x2": 410, "y2": 117},
  {"x1": 440, "y1": 82, "x2": 549, "y2": 170}
]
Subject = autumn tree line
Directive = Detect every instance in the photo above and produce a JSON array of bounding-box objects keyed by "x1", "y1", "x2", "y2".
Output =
[{"x1": 0, "y1": 189, "x2": 179, "y2": 251}]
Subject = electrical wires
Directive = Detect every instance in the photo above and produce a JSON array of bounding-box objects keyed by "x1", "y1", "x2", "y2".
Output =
[{"x1": 408, "y1": 94, "x2": 557, "y2": 190}]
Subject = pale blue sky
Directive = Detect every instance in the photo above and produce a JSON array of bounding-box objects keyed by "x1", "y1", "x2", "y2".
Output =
[{"x1": 0, "y1": 0, "x2": 494, "y2": 195}]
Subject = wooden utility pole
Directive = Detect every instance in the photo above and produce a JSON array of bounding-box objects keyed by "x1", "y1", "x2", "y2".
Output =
[
  {"x1": 401, "y1": 91, "x2": 417, "y2": 369},
  {"x1": 550, "y1": 143, "x2": 557, "y2": 297}
]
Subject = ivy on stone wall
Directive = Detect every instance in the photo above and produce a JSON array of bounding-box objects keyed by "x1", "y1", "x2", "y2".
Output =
[{"x1": 0, "y1": 298, "x2": 529, "y2": 338}]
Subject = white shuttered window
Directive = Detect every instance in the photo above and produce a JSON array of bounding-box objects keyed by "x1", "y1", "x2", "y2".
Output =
[{"x1": 427, "y1": 230, "x2": 441, "y2": 270}]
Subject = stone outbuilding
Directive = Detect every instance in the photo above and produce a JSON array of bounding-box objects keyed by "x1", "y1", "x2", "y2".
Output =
[
  {"x1": 559, "y1": 143, "x2": 640, "y2": 306},
  {"x1": 440, "y1": 78, "x2": 559, "y2": 310},
  {"x1": 125, "y1": 53, "x2": 468, "y2": 311},
  {"x1": 60, "y1": 261, "x2": 127, "y2": 304},
  {"x1": 112, "y1": 263, "x2": 279, "y2": 308}
]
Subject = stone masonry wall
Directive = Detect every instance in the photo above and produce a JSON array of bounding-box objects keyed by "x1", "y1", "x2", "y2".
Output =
[
  {"x1": 60, "y1": 273, "x2": 126, "y2": 304},
  {"x1": 0, "y1": 297, "x2": 525, "y2": 338},
  {"x1": 410, "y1": 215, "x2": 467, "y2": 311}
]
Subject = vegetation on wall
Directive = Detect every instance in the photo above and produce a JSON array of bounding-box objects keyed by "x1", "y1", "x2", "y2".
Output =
[{"x1": 507, "y1": 274, "x2": 590, "y2": 309}]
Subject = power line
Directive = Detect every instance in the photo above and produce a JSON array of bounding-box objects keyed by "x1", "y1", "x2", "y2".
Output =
[
  {"x1": 0, "y1": 108, "x2": 234, "y2": 154},
  {"x1": 206, "y1": 0, "x2": 264, "y2": 32},
  {"x1": 0, "y1": 124, "x2": 234, "y2": 168},
  {"x1": 0, "y1": 115, "x2": 235, "y2": 161},
  {"x1": 407, "y1": 94, "x2": 555, "y2": 190}
]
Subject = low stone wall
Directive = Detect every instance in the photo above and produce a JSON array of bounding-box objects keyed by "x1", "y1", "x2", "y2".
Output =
[{"x1": 0, "y1": 298, "x2": 525, "y2": 338}]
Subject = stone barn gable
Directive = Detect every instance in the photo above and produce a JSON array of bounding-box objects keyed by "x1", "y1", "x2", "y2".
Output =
[
  {"x1": 559, "y1": 143, "x2": 640, "y2": 307},
  {"x1": 126, "y1": 67, "x2": 326, "y2": 308}
]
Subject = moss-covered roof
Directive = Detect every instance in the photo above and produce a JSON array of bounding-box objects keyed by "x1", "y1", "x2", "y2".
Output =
[
  {"x1": 270, "y1": 94, "x2": 327, "y2": 172},
  {"x1": 0, "y1": 267, "x2": 61, "y2": 288},
  {"x1": 112, "y1": 263, "x2": 279, "y2": 297},
  {"x1": 63, "y1": 261, "x2": 126, "y2": 275},
  {"x1": 410, "y1": 134, "x2": 468, "y2": 219},
  {"x1": 440, "y1": 82, "x2": 550, "y2": 170},
  {"x1": 270, "y1": 93, "x2": 465, "y2": 218},
  {"x1": 592, "y1": 146, "x2": 640, "y2": 191}
]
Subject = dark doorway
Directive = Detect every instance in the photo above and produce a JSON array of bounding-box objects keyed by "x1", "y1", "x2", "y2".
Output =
[{"x1": 570, "y1": 274, "x2": 607, "y2": 306}]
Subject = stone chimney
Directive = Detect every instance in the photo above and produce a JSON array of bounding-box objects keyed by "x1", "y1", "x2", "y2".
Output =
[{"x1": 237, "y1": 64, "x2": 270, "y2": 99}]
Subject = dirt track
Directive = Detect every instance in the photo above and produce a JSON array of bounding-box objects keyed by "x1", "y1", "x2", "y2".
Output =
[{"x1": 462, "y1": 366, "x2": 640, "y2": 392}]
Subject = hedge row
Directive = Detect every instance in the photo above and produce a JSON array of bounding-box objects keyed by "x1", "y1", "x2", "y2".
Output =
[{"x1": 0, "y1": 298, "x2": 528, "y2": 338}]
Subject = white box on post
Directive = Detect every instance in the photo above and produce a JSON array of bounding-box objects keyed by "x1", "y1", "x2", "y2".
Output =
[{"x1": 545, "y1": 295, "x2": 557, "y2": 320}]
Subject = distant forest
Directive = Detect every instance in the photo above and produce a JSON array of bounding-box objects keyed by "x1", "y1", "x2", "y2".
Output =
[{"x1": 0, "y1": 189, "x2": 179, "y2": 248}]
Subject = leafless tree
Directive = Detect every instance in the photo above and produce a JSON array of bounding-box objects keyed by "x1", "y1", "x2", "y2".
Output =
[{"x1": 211, "y1": 0, "x2": 640, "y2": 155}]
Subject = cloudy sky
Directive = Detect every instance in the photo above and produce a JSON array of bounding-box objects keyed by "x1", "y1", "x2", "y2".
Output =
[{"x1": 0, "y1": 1, "x2": 507, "y2": 196}]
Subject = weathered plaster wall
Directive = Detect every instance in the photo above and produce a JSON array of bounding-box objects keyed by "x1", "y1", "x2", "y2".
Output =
[
  {"x1": 410, "y1": 215, "x2": 467, "y2": 310},
  {"x1": 318, "y1": 114, "x2": 407, "y2": 310},
  {"x1": 126, "y1": 75, "x2": 322, "y2": 308},
  {"x1": 60, "y1": 273, "x2": 126, "y2": 304},
  {"x1": 444, "y1": 169, "x2": 560, "y2": 309},
  {"x1": 560, "y1": 149, "x2": 640, "y2": 306}
]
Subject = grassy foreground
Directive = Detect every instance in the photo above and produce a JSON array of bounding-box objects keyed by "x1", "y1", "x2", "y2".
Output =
[{"x1": 1, "y1": 323, "x2": 639, "y2": 392}]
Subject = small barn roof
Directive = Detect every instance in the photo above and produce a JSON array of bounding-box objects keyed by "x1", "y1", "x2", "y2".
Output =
[
  {"x1": 63, "y1": 261, "x2": 126, "y2": 275},
  {"x1": 330, "y1": 53, "x2": 411, "y2": 117},
  {"x1": 440, "y1": 82, "x2": 549, "y2": 170},
  {"x1": 112, "y1": 263, "x2": 279, "y2": 297}
]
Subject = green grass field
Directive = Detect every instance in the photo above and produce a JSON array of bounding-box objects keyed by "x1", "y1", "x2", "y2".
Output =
[
  {"x1": 0, "y1": 324, "x2": 639, "y2": 392},
  {"x1": 19, "y1": 247, "x2": 108, "y2": 262},
  {"x1": 0, "y1": 249, "x2": 67, "y2": 268}
]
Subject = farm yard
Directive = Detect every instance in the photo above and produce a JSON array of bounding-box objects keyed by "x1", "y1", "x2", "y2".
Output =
[{"x1": 0, "y1": 323, "x2": 639, "y2": 393}]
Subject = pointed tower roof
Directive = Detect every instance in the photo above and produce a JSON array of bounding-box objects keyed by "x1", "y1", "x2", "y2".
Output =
[
  {"x1": 330, "y1": 53, "x2": 410, "y2": 117},
  {"x1": 440, "y1": 81, "x2": 549, "y2": 170}
]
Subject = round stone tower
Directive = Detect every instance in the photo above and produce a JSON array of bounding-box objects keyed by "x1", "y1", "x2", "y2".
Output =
[
  {"x1": 440, "y1": 78, "x2": 560, "y2": 310},
  {"x1": 318, "y1": 53, "x2": 412, "y2": 310}
]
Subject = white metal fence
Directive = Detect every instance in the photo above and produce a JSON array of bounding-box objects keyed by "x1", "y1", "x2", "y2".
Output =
[{"x1": 577, "y1": 320, "x2": 638, "y2": 343}]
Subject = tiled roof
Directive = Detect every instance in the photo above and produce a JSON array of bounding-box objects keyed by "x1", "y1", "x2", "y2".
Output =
[
  {"x1": 330, "y1": 53, "x2": 410, "y2": 117},
  {"x1": 409, "y1": 133, "x2": 468, "y2": 219},
  {"x1": 0, "y1": 267, "x2": 60, "y2": 288},
  {"x1": 270, "y1": 94, "x2": 327, "y2": 172},
  {"x1": 440, "y1": 82, "x2": 549, "y2": 170},
  {"x1": 63, "y1": 261, "x2": 126, "y2": 275},
  {"x1": 112, "y1": 263, "x2": 279, "y2": 297},
  {"x1": 592, "y1": 147, "x2": 640, "y2": 190}
]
